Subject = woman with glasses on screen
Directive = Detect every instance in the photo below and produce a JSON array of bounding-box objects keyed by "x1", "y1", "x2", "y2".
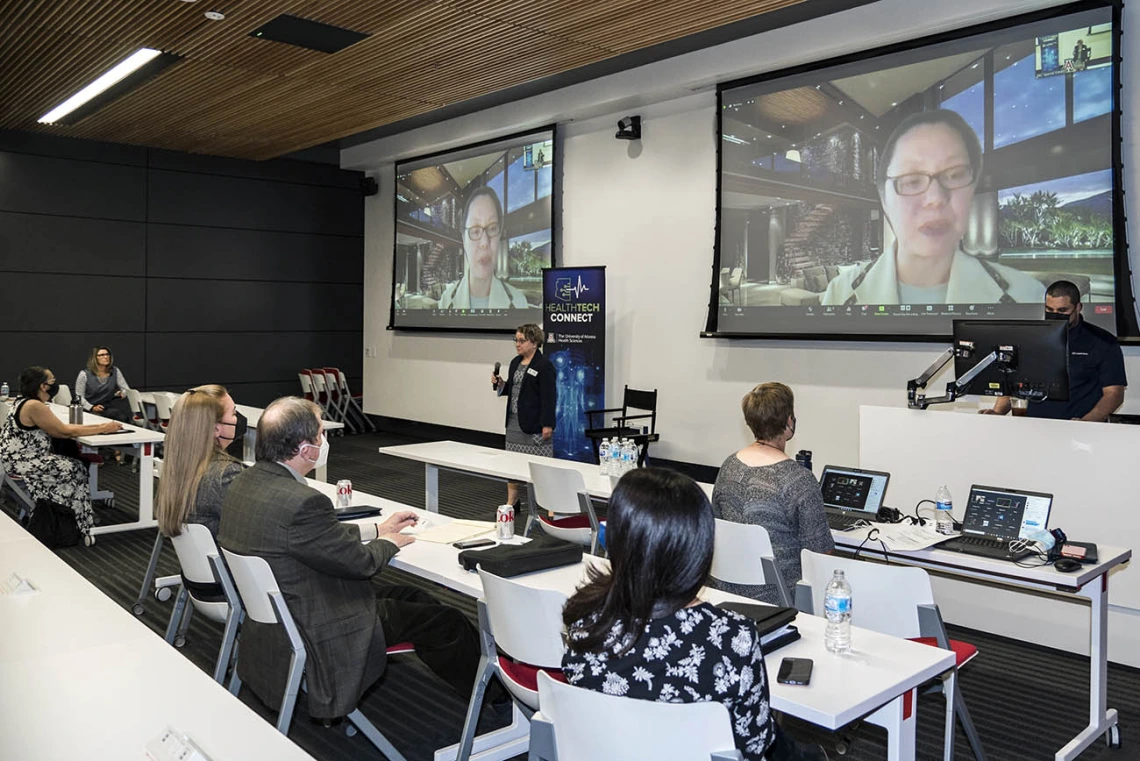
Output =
[
  {"x1": 822, "y1": 109, "x2": 1043, "y2": 306},
  {"x1": 438, "y1": 187, "x2": 530, "y2": 310}
]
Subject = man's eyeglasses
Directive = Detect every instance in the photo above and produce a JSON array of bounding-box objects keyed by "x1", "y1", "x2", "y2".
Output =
[
  {"x1": 466, "y1": 222, "x2": 501, "y2": 241},
  {"x1": 887, "y1": 164, "x2": 975, "y2": 196}
]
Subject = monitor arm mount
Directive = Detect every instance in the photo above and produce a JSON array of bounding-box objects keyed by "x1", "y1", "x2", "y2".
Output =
[{"x1": 907, "y1": 342, "x2": 1017, "y2": 410}]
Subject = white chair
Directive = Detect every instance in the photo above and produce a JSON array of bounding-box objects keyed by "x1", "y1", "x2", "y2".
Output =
[
  {"x1": 125, "y1": 388, "x2": 152, "y2": 430},
  {"x1": 710, "y1": 519, "x2": 792, "y2": 607},
  {"x1": 797, "y1": 550, "x2": 986, "y2": 761},
  {"x1": 131, "y1": 532, "x2": 178, "y2": 616},
  {"x1": 335, "y1": 369, "x2": 375, "y2": 432},
  {"x1": 164, "y1": 525, "x2": 243, "y2": 686},
  {"x1": 529, "y1": 671, "x2": 743, "y2": 761},
  {"x1": 318, "y1": 368, "x2": 358, "y2": 434},
  {"x1": 221, "y1": 548, "x2": 409, "y2": 759},
  {"x1": 53, "y1": 384, "x2": 72, "y2": 406},
  {"x1": 528, "y1": 462, "x2": 603, "y2": 554},
  {"x1": 299, "y1": 371, "x2": 315, "y2": 403},
  {"x1": 308, "y1": 371, "x2": 335, "y2": 422},
  {"x1": 455, "y1": 569, "x2": 568, "y2": 761},
  {"x1": 153, "y1": 392, "x2": 175, "y2": 430}
]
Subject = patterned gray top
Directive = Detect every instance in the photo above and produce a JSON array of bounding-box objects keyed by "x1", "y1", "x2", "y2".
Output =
[
  {"x1": 187, "y1": 453, "x2": 244, "y2": 539},
  {"x1": 710, "y1": 456, "x2": 834, "y2": 605}
]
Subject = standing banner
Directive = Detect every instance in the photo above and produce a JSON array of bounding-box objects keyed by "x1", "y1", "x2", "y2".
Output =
[{"x1": 542, "y1": 266, "x2": 606, "y2": 463}]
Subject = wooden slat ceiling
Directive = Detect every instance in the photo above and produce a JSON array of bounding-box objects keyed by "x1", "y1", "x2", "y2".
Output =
[{"x1": 0, "y1": 0, "x2": 808, "y2": 160}]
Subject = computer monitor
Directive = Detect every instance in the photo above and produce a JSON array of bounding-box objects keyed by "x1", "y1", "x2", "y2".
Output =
[{"x1": 953, "y1": 319, "x2": 1069, "y2": 401}]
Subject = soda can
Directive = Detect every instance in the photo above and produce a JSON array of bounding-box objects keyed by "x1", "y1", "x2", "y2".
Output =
[
  {"x1": 336, "y1": 479, "x2": 353, "y2": 508},
  {"x1": 496, "y1": 504, "x2": 515, "y2": 541}
]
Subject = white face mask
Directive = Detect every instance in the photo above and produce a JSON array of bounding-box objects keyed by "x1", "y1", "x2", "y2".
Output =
[{"x1": 301, "y1": 436, "x2": 329, "y2": 468}]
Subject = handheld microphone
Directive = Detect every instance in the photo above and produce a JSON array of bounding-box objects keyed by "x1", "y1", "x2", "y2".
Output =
[{"x1": 492, "y1": 361, "x2": 501, "y2": 390}]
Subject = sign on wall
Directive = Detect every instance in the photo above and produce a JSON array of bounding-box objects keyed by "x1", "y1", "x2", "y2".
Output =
[{"x1": 542, "y1": 266, "x2": 606, "y2": 463}]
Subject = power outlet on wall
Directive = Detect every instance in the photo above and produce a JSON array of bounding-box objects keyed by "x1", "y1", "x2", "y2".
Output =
[{"x1": 365, "y1": 346, "x2": 377, "y2": 358}]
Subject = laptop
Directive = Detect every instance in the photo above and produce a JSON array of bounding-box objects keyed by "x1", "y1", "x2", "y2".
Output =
[
  {"x1": 819, "y1": 465, "x2": 890, "y2": 530},
  {"x1": 936, "y1": 485, "x2": 1053, "y2": 561}
]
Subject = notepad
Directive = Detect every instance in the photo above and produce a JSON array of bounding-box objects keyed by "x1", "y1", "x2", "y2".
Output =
[
  {"x1": 1, "y1": 572, "x2": 37, "y2": 596},
  {"x1": 405, "y1": 519, "x2": 496, "y2": 544}
]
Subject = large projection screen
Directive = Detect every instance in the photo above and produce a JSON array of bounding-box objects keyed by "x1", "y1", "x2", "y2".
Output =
[
  {"x1": 391, "y1": 127, "x2": 555, "y2": 332},
  {"x1": 707, "y1": 2, "x2": 1135, "y2": 340}
]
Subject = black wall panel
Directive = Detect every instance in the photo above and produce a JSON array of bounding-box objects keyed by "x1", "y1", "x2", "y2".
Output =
[
  {"x1": 147, "y1": 224, "x2": 362, "y2": 283},
  {"x1": 0, "y1": 151, "x2": 146, "y2": 221},
  {"x1": 0, "y1": 211, "x2": 146, "y2": 276},
  {"x1": 0, "y1": 130, "x2": 364, "y2": 406},
  {"x1": 147, "y1": 279, "x2": 363, "y2": 332},
  {"x1": 148, "y1": 169, "x2": 363, "y2": 235}
]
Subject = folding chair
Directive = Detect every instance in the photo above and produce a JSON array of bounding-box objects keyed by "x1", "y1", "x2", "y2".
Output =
[
  {"x1": 584, "y1": 386, "x2": 659, "y2": 466},
  {"x1": 456, "y1": 568, "x2": 569, "y2": 761},
  {"x1": 307, "y1": 371, "x2": 338, "y2": 424},
  {"x1": 164, "y1": 524, "x2": 243, "y2": 684},
  {"x1": 319, "y1": 368, "x2": 358, "y2": 433},
  {"x1": 798, "y1": 550, "x2": 986, "y2": 761},
  {"x1": 53, "y1": 384, "x2": 72, "y2": 407},
  {"x1": 222, "y1": 548, "x2": 411, "y2": 758},
  {"x1": 298, "y1": 372, "x2": 314, "y2": 402},
  {"x1": 529, "y1": 671, "x2": 742, "y2": 761},
  {"x1": 334, "y1": 369, "x2": 375, "y2": 432},
  {"x1": 710, "y1": 519, "x2": 792, "y2": 607},
  {"x1": 528, "y1": 462, "x2": 604, "y2": 554}
]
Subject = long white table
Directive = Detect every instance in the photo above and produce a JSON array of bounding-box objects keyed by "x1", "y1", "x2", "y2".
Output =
[
  {"x1": 312, "y1": 480, "x2": 954, "y2": 761},
  {"x1": 48, "y1": 403, "x2": 165, "y2": 536},
  {"x1": 378, "y1": 440, "x2": 714, "y2": 512},
  {"x1": 0, "y1": 511, "x2": 317, "y2": 761},
  {"x1": 833, "y1": 528, "x2": 1131, "y2": 760}
]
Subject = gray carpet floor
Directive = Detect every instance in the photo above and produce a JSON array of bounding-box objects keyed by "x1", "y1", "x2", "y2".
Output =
[{"x1": 2, "y1": 431, "x2": 1135, "y2": 761}]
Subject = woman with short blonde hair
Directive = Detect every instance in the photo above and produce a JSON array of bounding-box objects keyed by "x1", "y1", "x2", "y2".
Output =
[{"x1": 155, "y1": 385, "x2": 245, "y2": 538}]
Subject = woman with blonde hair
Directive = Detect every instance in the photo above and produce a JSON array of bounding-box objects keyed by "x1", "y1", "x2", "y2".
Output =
[{"x1": 155, "y1": 385, "x2": 246, "y2": 539}]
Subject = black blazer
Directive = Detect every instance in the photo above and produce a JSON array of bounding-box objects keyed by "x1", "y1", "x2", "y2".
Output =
[{"x1": 500, "y1": 351, "x2": 557, "y2": 434}]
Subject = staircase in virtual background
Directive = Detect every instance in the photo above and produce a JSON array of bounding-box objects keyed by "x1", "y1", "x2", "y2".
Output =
[{"x1": 783, "y1": 203, "x2": 836, "y2": 275}]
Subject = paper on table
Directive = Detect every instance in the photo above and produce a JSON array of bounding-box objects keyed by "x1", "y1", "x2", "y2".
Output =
[
  {"x1": 849, "y1": 523, "x2": 958, "y2": 552},
  {"x1": 405, "y1": 519, "x2": 496, "y2": 544},
  {"x1": 1, "y1": 572, "x2": 37, "y2": 596}
]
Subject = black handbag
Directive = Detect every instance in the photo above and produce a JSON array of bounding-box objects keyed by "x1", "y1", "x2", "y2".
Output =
[
  {"x1": 458, "y1": 534, "x2": 583, "y2": 577},
  {"x1": 25, "y1": 498, "x2": 81, "y2": 548}
]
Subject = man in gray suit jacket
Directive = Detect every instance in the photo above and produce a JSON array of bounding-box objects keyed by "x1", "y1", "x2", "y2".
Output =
[{"x1": 218, "y1": 397, "x2": 483, "y2": 720}]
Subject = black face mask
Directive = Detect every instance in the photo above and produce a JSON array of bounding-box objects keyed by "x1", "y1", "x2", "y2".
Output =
[
  {"x1": 1044, "y1": 311, "x2": 1069, "y2": 321},
  {"x1": 219, "y1": 411, "x2": 248, "y2": 443},
  {"x1": 45, "y1": 381, "x2": 60, "y2": 398}
]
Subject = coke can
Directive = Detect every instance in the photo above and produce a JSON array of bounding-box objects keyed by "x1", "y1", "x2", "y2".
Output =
[
  {"x1": 336, "y1": 479, "x2": 353, "y2": 508},
  {"x1": 496, "y1": 504, "x2": 515, "y2": 541}
]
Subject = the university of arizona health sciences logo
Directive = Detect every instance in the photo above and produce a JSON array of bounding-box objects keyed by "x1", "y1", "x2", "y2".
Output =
[{"x1": 555, "y1": 275, "x2": 590, "y2": 302}]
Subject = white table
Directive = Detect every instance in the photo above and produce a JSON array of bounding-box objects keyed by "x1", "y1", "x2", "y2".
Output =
[
  {"x1": 49, "y1": 403, "x2": 164, "y2": 535},
  {"x1": 320, "y1": 481, "x2": 954, "y2": 761},
  {"x1": 378, "y1": 440, "x2": 714, "y2": 512},
  {"x1": 833, "y1": 529, "x2": 1131, "y2": 759},
  {"x1": 0, "y1": 512, "x2": 317, "y2": 761},
  {"x1": 138, "y1": 393, "x2": 343, "y2": 482}
]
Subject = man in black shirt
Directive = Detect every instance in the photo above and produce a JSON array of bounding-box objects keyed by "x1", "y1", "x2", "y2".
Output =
[{"x1": 982, "y1": 281, "x2": 1127, "y2": 421}]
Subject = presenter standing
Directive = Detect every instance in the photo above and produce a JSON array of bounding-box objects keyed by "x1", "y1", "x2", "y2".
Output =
[{"x1": 492, "y1": 323, "x2": 556, "y2": 507}]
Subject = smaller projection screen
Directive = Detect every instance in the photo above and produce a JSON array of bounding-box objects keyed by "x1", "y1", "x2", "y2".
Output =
[
  {"x1": 708, "y1": 2, "x2": 1134, "y2": 340},
  {"x1": 391, "y1": 127, "x2": 555, "y2": 331}
]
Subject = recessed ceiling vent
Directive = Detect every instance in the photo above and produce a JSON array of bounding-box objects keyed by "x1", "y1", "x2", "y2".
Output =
[{"x1": 250, "y1": 14, "x2": 369, "y2": 54}]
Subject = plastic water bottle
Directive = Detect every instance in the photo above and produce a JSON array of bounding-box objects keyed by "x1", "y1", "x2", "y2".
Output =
[
  {"x1": 599, "y1": 438, "x2": 612, "y2": 476},
  {"x1": 935, "y1": 485, "x2": 955, "y2": 535},
  {"x1": 0, "y1": 381, "x2": 8, "y2": 400},
  {"x1": 623, "y1": 439, "x2": 636, "y2": 473},
  {"x1": 824, "y1": 569, "x2": 852, "y2": 654}
]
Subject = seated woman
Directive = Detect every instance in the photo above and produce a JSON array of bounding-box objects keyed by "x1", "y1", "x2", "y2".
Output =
[
  {"x1": 75, "y1": 346, "x2": 131, "y2": 423},
  {"x1": 562, "y1": 468, "x2": 782, "y2": 761},
  {"x1": 0, "y1": 366, "x2": 121, "y2": 543},
  {"x1": 156, "y1": 384, "x2": 245, "y2": 540},
  {"x1": 711, "y1": 383, "x2": 833, "y2": 605}
]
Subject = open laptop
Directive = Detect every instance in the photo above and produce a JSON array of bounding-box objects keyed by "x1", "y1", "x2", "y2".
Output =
[
  {"x1": 936, "y1": 485, "x2": 1053, "y2": 561},
  {"x1": 819, "y1": 465, "x2": 890, "y2": 530}
]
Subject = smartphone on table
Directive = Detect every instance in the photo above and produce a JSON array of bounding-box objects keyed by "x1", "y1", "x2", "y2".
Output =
[
  {"x1": 777, "y1": 657, "x2": 813, "y2": 686},
  {"x1": 453, "y1": 538, "x2": 496, "y2": 550}
]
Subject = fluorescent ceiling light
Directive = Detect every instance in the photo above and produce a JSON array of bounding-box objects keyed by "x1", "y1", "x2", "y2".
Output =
[
  {"x1": 721, "y1": 134, "x2": 749, "y2": 145},
  {"x1": 38, "y1": 48, "x2": 163, "y2": 124}
]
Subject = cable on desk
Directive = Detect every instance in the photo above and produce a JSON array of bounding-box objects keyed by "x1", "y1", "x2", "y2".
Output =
[{"x1": 853, "y1": 527, "x2": 892, "y2": 565}]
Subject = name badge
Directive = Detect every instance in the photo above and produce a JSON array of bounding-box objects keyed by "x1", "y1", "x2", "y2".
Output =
[{"x1": 527, "y1": 367, "x2": 539, "y2": 377}]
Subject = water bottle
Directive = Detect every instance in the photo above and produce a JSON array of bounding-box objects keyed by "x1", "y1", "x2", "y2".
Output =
[
  {"x1": 622, "y1": 439, "x2": 635, "y2": 473},
  {"x1": 824, "y1": 569, "x2": 852, "y2": 654},
  {"x1": 0, "y1": 381, "x2": 8, "y2": 400},
  {"x1": 599, "y1": 438, "x2": 612, "y2": 476},
  {"x1": 935, "y1": 484, "x2": 955, "y2": 535},
  {"x1": 69, "y1": 395, "x2": 84, "y2": 425}
]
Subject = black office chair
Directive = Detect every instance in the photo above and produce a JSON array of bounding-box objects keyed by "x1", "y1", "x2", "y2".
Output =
[{"x1": 584, "y1": 386, "x2": 659, "y2": 466}]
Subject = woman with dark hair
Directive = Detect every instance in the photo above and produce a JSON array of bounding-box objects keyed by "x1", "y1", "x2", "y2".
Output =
[
  {"x1": 438, "y1": 186, "x2": 529, "y2": 309},
  {"x1": 491, "y1": 322, "x2": 556, "y2": 506},
  {"x1": 155, "y1": 384, "x2": 246, "y2": 539},
  {"x1": 712, "y1": 382, "x2": 833, "y2": 605},
  {"x1": 823, "y1": 108, "x2": 1042, "y2": 305},
  {"x1": 0, "y1": 366, "x2": 121, "y2": 543},
  {"x1": 563, "y1": 468, "x2": 802, "y2": 761},
  {"x1": 75, "y1": 346, "x2": 131, "y2": 423}
]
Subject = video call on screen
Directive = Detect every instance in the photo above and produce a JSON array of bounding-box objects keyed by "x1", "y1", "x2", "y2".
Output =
[
  {"x1": 712, "y1": 7, "x2": 1121, "y2": 338},
  {"x1": 391, "y1": 129, "x2": 554, "y2": 331},
  {"x1": 963, "y1": 490, "x2": 1027, "y2": 539},
  {"x1": 821, "y1": 472, "x2": 874, "y2": 510}
]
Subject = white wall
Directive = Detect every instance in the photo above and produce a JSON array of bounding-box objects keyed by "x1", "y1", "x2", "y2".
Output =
[{"x1": 354, "y1": 0, "x2": 1140, "y2": 469}]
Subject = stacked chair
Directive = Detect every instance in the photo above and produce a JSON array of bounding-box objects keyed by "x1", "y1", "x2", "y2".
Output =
[{"x1": 297, "y1": 368, "x2": 374, "y2": 434}]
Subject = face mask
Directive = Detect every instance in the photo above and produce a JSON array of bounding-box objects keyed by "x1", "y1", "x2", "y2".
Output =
[
  {"x1": 787, "y1": 416, "x2": 797, "y2": 440},
  {"x1": 218, "y1": 411, "x2": 248, "y2": 444},
  {"x1": 1044, "y1": 311, "x2": 1069, "y2": 321},
  {"x1": 45, "y1": 381, "x2": 60, "y2": 398},
  {"x1": 301, "y1": 436, "x2": 330, "y2": 468}
]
